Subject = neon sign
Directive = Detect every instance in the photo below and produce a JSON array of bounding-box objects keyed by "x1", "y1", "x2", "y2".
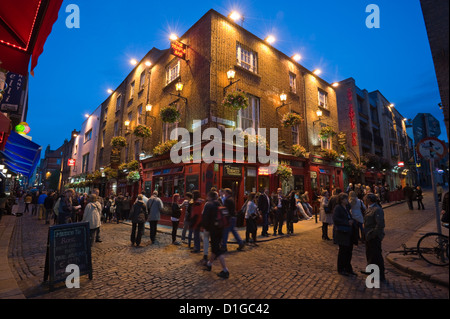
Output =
[{"x1": 170, "y1": 40, "x2": 187, "y2": 60}]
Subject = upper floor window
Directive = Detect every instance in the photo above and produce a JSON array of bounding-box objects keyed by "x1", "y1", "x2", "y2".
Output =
[
  {"x1": 115, "y1": 95, "x2": 122, "y2": 112},
  {"x1": 82, "y1": 153, "x2": 90, "y2": 173},
  {"x1": 129, "y1": 81, "x2": 135, "y2": 100},
  {"x1": 237, "y1": 94, "x2": 260, "y2": 131},
  {"x1": 318, "y1": 89, "x2": 328, "y2": 109},
  {"x1": 289, "y1": 72, "x2": 297, "y2": 94},
  {"x1": 292, "y1": 124, "x2": 299, "y2": 144},
  {"x1": 137, "y1": 104, "x2": 143, "y2": 125},
  {"x1": 166, "y1": 60, "x2": 180, "y2": 85},
  {"x1": 139, "y1": 70, "x2": 146, "y2": 90},
  {"x1": 84, "y1": 129, "x2": 92, "y2": 143},
  {"x1": 236, "y1": 42, "x2": 258, "y2": 74}
]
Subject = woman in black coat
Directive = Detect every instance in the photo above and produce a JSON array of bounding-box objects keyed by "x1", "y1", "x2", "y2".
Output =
[
  {"x1": 416, "y1": 186, "x2": 425, "y2": 210},
  {"x1": 332, "y1": 193, "x2": 357, "y2": 276}
]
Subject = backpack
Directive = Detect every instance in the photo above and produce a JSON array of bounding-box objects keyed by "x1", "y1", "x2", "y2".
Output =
[{"x1": 214, "y1": 206, "x2": 230, "y2": 229}]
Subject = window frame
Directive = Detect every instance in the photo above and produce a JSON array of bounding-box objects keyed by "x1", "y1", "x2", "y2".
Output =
[
  {"x1": 236, "y1": 42, "x2": 258, "y2": 74},
  {"x1": 165, "y1": 60, "x2": 181, "y2": 86},
  {"x1": 318, "y1": 88, "x2": 328, "y2": 109}
]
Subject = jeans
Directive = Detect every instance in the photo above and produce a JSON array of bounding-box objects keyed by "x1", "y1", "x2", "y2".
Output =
[
  {"x1": 273, "y1": 211, "x2": 284, "y2": 234},
  {"x1": 261, "y1": 212, "x2": 269, "y2": 235},
  {"x1": 149, "y1": 220, "x2": 158, "y2": 243},
  {"x1": 171, "y1": 220, "x2": 179, "y2": 243},
  {"x1": 131, "y1": 222, "x2": 145, "y2": 246},
  {"x1": 245, "y1": 218, "x2": 257, "y2": 243},
  {"x1": 45, "y1": 208, "x2": 52, "y2": 224},
  {"x1": 222, "y1": 216, "x2": 243, "y2": 249},
  {"x1": 89, "y1": 227, "x2": 100, "y2": 246},
  {"x1": 203, "y1": 231, "x2": 210, "y2": 257}
]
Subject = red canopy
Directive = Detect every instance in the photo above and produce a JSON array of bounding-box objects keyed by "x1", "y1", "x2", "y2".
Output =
[{"x1": 0, "y1": 0, "x2": 63, "y2": 75}]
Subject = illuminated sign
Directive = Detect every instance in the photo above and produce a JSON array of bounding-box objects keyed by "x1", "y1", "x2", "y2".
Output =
[
  {"x1": 398, "y1": 161, "x2": 404, "y2": 167},
  {"x1": 68, "y1": 159, "x2": 76, "y2": 167},
  {"x1": 170, "y1": 40, "x2": 187, "y2": 60},
  {"x1": 258, "y1": 167, "x2": 269, "y2": 175}
]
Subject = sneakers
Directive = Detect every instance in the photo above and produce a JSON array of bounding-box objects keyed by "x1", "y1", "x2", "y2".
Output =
[{"x1": 218, "y1": 270, "x2": 230, "y2": 279}]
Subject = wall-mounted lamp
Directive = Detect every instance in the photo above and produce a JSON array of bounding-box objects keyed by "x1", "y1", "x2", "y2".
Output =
[
  {"x1": 169, "y1": 79, "x2": 188, "y2": 104},
  {"x1": 276, "y1": 92, "x2": 292, "y2": 111},
  {"x1": 223, "y1": 67, "x2": 241, "y2": 95},
  {"x1": 313, "y1": 109, "x2": 323, "y2": 125}
]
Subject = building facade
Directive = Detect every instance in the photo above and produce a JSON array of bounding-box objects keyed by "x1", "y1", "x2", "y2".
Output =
[
  {"x1": 94, "y1": 9, "x2": 344, "y2": 210},
  {"x1": 335, "y1": 78, "x2": 414, "y2": 188}
]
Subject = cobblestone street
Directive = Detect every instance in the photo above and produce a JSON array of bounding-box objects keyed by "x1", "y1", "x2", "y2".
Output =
[{"x1": 6, "y1": 193, "x2": 449, "y2": 300}]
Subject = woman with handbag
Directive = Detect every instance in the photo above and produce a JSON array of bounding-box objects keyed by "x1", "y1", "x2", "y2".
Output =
[
  {"x1": 319, "y1": 190, "x2": 332, "y2": 240},
  {"x1": 333, "y1": 193, "x2": 357, "y2": 276}
]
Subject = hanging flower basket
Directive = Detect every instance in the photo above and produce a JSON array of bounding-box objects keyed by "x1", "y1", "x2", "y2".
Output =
[
  {"x1": 160, "y1": 105, "x2": 181, "y2": 123},
  {"x1": 111, "y1": 136, "x2": 127, "y2": 148},
  {"x1": 321, "y1": 149, "x2": 339, "y2": 161},
  {"x1": 276, "y1": 164, "x2": 293, "y2": 181},
  {"x1": 133, "y1": 124, "x2": 152, "y2": 138},
  {"x1": 292, "y1": 144, "x2": 308, "y2": 158},
  {"x1": 222, "y1": 91, "x2": 249, "y2": 111},
  {"x1": 153, "y1": 140, "x2": 178, "y2": 157},
  {"x1": 319, "y1": 126, "x2": 336, "y2": 141},
  {"x1": 281, "y1": 112, "x2": 303, "y2": 128},
  {"x1": 127, "y1": 171, "x2": 141, "y2": 184}
]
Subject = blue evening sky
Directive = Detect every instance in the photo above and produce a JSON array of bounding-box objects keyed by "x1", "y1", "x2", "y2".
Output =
[{"x1": 27, "y1": 0, "x2": 446, "y2": 152}]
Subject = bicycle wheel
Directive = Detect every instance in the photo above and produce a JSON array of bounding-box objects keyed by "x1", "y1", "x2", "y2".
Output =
[{"x1": 417, "y1": 233, "x2": 449, "y2": 266}]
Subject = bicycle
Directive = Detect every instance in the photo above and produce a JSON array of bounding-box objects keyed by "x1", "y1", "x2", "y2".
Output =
[{"x1": 390, "y1": 223, "x2": 449, "y2": 267}]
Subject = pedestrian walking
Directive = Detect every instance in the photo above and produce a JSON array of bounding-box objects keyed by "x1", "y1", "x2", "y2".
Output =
[
  {"x1": 23, "y1": 193, "x2": 32, "y2": 214},
  {"x1": 349, "y1": 191, "x2": 366, "y2": 242},
  {"x1": 202, "y1": 190, "x2": 230, "y2": 279},
  {"x1": 333, "y1": 193, "x2": 357, "y2": 276},
  {"x1": 180, "y1": 193, "x2": 193, "y2": 243},
  {"x1": 147, "y1": 191, "x2": 163, "y2": 244},
  {"x1": 362, "y1": 193, "x2": 386, "y2": 282},
  {"x1": 190, "y1": 190, "x2": 204, "y2": 253},
  {"x1": 129, "y1": 194, "x2": 148, "y2": 247},
  {"x1": 222, "y1": 188, "x2": 245, "y2": 251},
  {"x1": 244, "y1": 192, "x2": 259, "y2": 245},
  {"x1": 319, "y1": 190, "x2": 332, "y2": 241},
  {"x1": 81, "y1": 194, "x2": 102, "y2": 246},
  {"x1": 416, "y1": 186, "x2": 425, "y2": 210},
  {"x1": 403, "y1": 184, "x2": 414, "y2": 210},
  {"x1": 257, "y1": 188, "x2": 272, "y2": 237},
  {"x1": 43, "y1": 192, "x2": 55, "y2": 224},
  {"x1": 37, "y1": 191, "x2": 47, "y2": 220},
  {"x1": 171, "y1": 193, "x2": 182, "y2": 245}
]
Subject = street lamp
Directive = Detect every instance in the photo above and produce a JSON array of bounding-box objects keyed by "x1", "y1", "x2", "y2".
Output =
[
  {"x1": 313, "y1": 109, "x2": 323, "y2": 126},
  {"x1": 223, "y1": 66, "x2": 240, "y2": 95},
  {"x1": 124, "y1": 120, "x2": 131, "y2": 132},
  {"x1": 276, "y1": 92, "x2": 292, "y2": 111}
]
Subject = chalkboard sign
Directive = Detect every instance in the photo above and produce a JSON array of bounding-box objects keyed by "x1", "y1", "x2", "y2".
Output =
[{"x1": 44, "y1": 222, "x2": 92, "y2": 289}]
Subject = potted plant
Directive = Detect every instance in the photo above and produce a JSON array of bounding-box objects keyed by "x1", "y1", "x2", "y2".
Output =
[
  {"x1": 276, "y1": 164, "x2": 293, "y2": 181},
  {"x1": 126, "y1": 171, "x2": 141, "y2": 184},
  {"x1": 319, "y1": 126, "x2": 336, "y2": 141},
  {"x1": 133, "y1": 124, "x2": 152, "y2": 138},
  {"x1": 160, "y1": 105, "x2": 181, "y2": 123},
  {"x1": 320, "y1": 149, "x2": 339, "y2": 161},
  {"x1": 222, "y1": 91, "x2": 249, "y2": 111},
  {"x1": 111, "y1": 136, "x2": 127, "y2": 148},
  {"x1": 292, "y1": 144, "x2": 308, "y2": 158},
  {"x1": 153, "y1": 140, "x2": 178, "y2": 157},
  {"x1": 281, "y1": 112, "x2": 303, "y2": 128}
]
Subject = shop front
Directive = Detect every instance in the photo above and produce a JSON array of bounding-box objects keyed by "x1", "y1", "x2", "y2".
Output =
[{"x1": 308, "y1": 155, "x2": 344, "y2": 194}]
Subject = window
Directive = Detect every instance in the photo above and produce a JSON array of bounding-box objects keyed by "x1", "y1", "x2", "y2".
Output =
[
  {"x1": 114, "y1": 121, "x2": 119, "y2": 136},
  {"x1": 289, "y1": 72, "x2": 297, "y2": 93},
  {"x1": 115, "y1": 95, "x2": 122, "y2": 112},
  {"x1": 139, "y1": 70, "x2": 146, "y2": 90},
  {"x1": 237, "y1": 94, "x2": 260, "y2": 131},
  {"x1": 166, "y1": 60, "x2": 180, "y2": 85},
  {"x1": 292, "y1": 124, "x2": 299, "y2": 144},
  {"x1": 84, "y1": 129, "x2": 92, "y2": 143},
  {"x1": 82, "y1": 153, "x2": 89, "y2": 173},
  {"x1": 163, "y1": 121, "x2": 178, "y2": 143},
  {"x1": 320, "y1": 124, "x2": 333, "y2": 150},
  {"x1": 318, "y1": 89, "x2": 328, "y2": 109},
  {"x1": 236, "y1": 42, "x2": 258, "y2": 73},
  {"x1": 129, "y1": 81, "x2": 135, "y2": 100},
  {"x1": 137, "y1": 104, "x2": 143, "y2": 125}
]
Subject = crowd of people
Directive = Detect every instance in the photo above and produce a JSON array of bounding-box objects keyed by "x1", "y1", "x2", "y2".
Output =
[{"x1": 7, "y1": 180, "x2": 448, "y2": 282}]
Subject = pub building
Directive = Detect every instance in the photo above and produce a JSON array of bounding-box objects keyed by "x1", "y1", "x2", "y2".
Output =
[{"x1": 95, "y1": 9, "x2": 344, "y2": 225}]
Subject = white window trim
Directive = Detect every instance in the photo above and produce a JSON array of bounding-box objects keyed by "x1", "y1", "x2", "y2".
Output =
[
  {"x1": 166, "y1": 60, "x2": 181, "y2": 85},
  {"x1": 318, "y1": 89, "x2": 328, "y2": 109}
]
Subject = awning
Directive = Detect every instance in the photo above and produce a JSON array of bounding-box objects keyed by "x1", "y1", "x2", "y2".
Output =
[
  {"x1": 1, "y1": 131, "x2": 41, "y2": 178},
  {"x1": 0, "y1": 0, "x2": 63, "y2": 75}
]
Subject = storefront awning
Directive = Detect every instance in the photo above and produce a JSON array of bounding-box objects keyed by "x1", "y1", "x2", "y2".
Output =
[
  {"x1": 0, "y1": 0, "x2": 63, "y2": 75},
  {"x1": 1, "y1": 131, "x2": 41, "y2": 178}
]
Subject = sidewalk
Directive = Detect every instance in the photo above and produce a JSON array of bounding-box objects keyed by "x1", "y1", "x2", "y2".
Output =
[{"x1": 386, "y1": 219, "x2": 449, "y2": 287}]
